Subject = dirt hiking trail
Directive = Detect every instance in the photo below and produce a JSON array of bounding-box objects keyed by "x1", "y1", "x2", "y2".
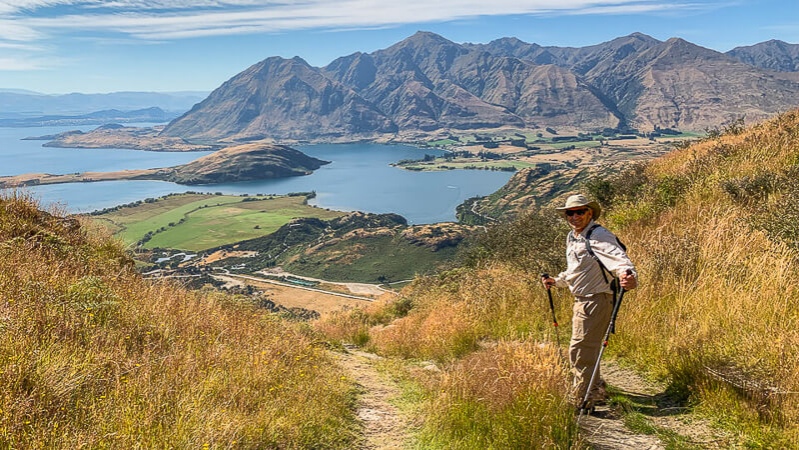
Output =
[
  {"x1": 582, "y1": 360, "x2": 731, "y2": 449},
  {"x1": 335, "y1": 345, "x2": 729, "y2": 449},
  {"x1": 334, "y1": 344, "x2": 416, "y2": 449}
]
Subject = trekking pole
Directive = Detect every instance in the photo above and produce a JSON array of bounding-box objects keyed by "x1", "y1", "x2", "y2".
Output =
[
  {"x1": 578, "y1": 269, "x2": 634, "y2": 419},
  {"x1": 540, "y1": 273, "x2": 561, "y2": 349}
]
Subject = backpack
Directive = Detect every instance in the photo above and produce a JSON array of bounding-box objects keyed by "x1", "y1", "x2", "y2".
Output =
[
  {"x1": 584, "y1": 223, "x2": 627, "y2": 279},
  {"x1": 584, "y1": 223, "x2": 627, "y2": 332}
]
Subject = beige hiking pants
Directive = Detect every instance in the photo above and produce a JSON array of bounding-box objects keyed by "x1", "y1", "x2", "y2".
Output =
[{"x1": 569, "y1": 292, "x2": 614, "y2": 403}]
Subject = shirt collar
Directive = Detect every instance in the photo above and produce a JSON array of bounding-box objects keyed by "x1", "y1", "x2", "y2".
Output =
[{"x1": 576, "y1": 220, "x2": 596, "y2": 237}]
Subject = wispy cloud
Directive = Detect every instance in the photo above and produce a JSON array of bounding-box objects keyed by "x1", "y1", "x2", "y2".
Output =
[
  {"x1": 3, "y1": 1, "x2": 725, "y2": 41},
  {"x1": 0, "y1": 18, "x2": 44, "y2": 41},
  {"x1": 0, "y1": 56, "x2": 52, "y2": 71}
]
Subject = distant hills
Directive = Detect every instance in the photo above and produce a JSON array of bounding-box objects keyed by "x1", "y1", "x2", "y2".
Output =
[
  {"x1": 0, "y1": 107, "x2": 177, "y2": 127},
  {"x1": 161, "y1": 32, "x2": 799, "y2": 142},
  {"x1": 0, "y1": 90, "x2": 207, "y2": 121}
]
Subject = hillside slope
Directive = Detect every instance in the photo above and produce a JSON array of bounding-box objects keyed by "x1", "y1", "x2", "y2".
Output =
[
  {"x1": 0, "y1": 194, "x2": 358, "y2": 448},
  {"x1": 316, "y1": 109, "x2": 799, "y2": 447},
  {"x1": 601, "y1": 110, "x2": 799, "y2": 448},
  {"x1": 204, "y1": 211, "x2": 471, "y2": 283}
]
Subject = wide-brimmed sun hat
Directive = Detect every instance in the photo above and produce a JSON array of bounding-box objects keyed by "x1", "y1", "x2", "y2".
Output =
[{"x1": 555, "y1": 194, "x2": 601, "y2": 219}]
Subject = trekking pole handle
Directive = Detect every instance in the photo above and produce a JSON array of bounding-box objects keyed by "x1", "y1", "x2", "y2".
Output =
[
  {"x1": 620, "y1": 268, "x2": 634, "y2": 291},
  {"x1": 540, "y1": 272, "x2": 552, "y2": 287}
]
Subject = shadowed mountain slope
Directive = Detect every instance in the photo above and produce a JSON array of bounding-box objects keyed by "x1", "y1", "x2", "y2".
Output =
[{"x1": 162, "y1": 56, "x2": 396, "y2": 141}]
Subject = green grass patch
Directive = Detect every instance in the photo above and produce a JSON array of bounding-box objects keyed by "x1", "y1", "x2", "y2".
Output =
[
  {"x1": 547, "y1": 140, "x2": 602, "y2": 150},
  {"x1": 90, "y1": 193, "x2": 345, "y2": 251},
  {"x1": 401, "y1": 160, "x2": 534, "y2": 171},
  {"x1": 427, "y1": 139, "x2": 460, "y2": 146},
  {"x1": 623, "y1": 411, "x2": 658, "y2": 435},
  {"x1": 284, "y1": 234, "x2": 458, "y2": 284}
]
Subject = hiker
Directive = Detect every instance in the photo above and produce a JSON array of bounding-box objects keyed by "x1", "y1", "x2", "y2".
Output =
[{"x1": 541, "y1": 194, "x2": 637, "y2": 408}]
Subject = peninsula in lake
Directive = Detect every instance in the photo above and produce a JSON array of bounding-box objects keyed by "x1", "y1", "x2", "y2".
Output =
[{"x1": 0, "y1": 143, "x2": 329, "y2": 188}]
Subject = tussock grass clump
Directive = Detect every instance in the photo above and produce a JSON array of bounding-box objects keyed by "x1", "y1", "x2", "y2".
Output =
[
  {"x1": 362, "y1": 265, "x2": 569, "y2": 363},
  {"x1": 0, "y1": 193, "x2": 357, "y2": 448},
  {"x1": 599, "y1": 110, "x2": 799, "y2": 446},
  {"x1": 419, "y1": 341, "x2": 578, "y2": 449}
]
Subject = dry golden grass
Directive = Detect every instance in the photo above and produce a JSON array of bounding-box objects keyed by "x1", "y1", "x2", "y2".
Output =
[
  {"x1": 420, "y1": 341, "x2": 579, "y2": 449},
  {"x1": 604, "y1": 110, "x2": 799, "y2": 446},
  {"x1": 315, "y1": 264, "x2": 576, "y2": 447},
  {"x1": 359, "y1": 265, "x2": 561, "y2": 363},
  {"x1": 0, "y1": 192, "x2": 357, "y2": 448}
]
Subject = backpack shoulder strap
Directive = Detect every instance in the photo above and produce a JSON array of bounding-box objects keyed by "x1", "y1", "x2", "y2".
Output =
[
  {"x1": 584, "y1": 223, "x2": 601, "y2": 259},
  {"x1": 585, "y1": 223, "x2": 612, "y2": 283}
]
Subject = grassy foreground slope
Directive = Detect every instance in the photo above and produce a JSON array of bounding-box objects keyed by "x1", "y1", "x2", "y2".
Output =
[
  {"x1": 600, "y1": 111, "x2": 799, "y2": 446},
  {"x1": 316, "y1": 215, "x2": 581, "y2": 448},
  {"x1": 0, "y1": 194, "x2": 357, "y2": 448},
  {"x1": 316, "y1": 110, "x2": 799, "y2": 448}
]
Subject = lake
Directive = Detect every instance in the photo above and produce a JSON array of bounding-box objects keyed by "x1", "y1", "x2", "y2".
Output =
[{"x1": 0, "y1": 125, "x2": 513, "y2": 224}]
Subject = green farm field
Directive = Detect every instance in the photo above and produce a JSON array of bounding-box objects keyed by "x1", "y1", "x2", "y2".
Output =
[
  {"x1": 401, "y1": 159, "x2": 537, "y2": 171},
  {"x1": 91, "y1": 193, "x2": 345, "y2": 251}
]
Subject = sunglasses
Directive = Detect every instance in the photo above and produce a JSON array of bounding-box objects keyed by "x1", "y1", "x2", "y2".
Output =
[{"x1": 565, "y1": 208, "x2": 589, "y2": 217}]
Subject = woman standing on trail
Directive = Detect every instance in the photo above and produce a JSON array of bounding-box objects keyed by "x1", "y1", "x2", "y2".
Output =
[{"x1": 541, "y1": 194, "x2": 638, "y2": 410}]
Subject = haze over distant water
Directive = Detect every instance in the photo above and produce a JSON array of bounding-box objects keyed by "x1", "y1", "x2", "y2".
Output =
[
  {"x1": 0, "y1": 124, "x2": 210, "y2": 176},
  {"x1": 1, "y1": 127, "x2": 512, "y2": 224}
]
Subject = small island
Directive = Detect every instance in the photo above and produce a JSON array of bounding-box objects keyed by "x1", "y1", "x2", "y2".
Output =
[{"x1": 0, "y1": 142, "x2": 329, "y2": 188}]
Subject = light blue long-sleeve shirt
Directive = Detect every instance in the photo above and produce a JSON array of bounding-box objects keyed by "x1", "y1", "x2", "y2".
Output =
[{"x1": 554, "y1": 220, "x2": 636, "y2": 297}]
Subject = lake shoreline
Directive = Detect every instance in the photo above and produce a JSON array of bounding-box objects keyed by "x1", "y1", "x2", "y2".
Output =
[
  {"x1": 0, "y1": 142, "x2": 328, "y2": 189},
  {"x1": 0, "y1": 169, "x2": 164, "y2": 188},
  {"x1": 1, "y1": 127, "x2": 512, "y2": 223}
]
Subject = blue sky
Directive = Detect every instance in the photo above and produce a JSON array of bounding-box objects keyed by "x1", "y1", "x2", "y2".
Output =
[{"x1": 0, "y1": 0, "x2": 796, "y2": 94}]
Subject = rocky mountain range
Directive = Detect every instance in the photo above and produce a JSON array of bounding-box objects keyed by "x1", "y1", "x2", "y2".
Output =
[
  {"x1": 727, "y1": 39, "x2": 799, "y2": 72},
  {"x1": 161, "y1": 32, "x2": 799, "y2": 142}
]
